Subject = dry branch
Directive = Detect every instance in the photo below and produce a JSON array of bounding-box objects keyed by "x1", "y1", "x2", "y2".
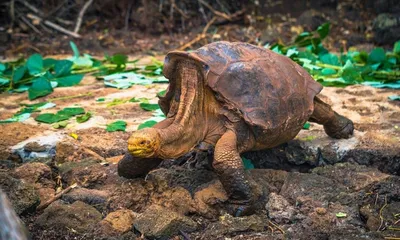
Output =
[
  {"x1": 27, "y1": 13, "x2": 81, "y2": 38},
  {"x1": 36, "y1": 183, "x2": 78, "y2": 211},
  {"x1": 198, "y1": 0, "x2": 232, "y2": 21},
  {"x1": 74, "y1": 0, "x2": 93, "y2": 34}
]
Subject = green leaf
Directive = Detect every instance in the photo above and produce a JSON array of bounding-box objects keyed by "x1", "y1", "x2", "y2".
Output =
[
  {"x1": 368, "y1": 48, "x2": 386, "y2": 64},
  {"x1": 70, "y1": 41, "x2": 80, "y2": 58},
  {"x1": 317, "y1": 23, "x2": 330, "y2": 40},
  {"x1": 138, "y1": 120, "x2": 158, "y2": 130},
  {"x1": 336, "y1": 212, "x2": 347, "y2": 218},
  {"x1": 35, "y1": 113, "x2": 70, "y2": 124},
  {"x1": 341, "y1": 61, "x2": 362, "y2": 83},
  {"x1": 13, "y1": 66, "x2": 26, "y2": 83},
  {"x1": 139, "y1": 103, "x2": 160, "y2": 111},
  {"x1": 53, "y1": 74, "x2": 84, "y2": 87},
  {"x1": 393, "y1": 40, "x2": 400, "y2": 55},
  {"x1": 321, "y1": 68, "x2": 337, "y2": 75},
  {"x1": 0, "y1": 113, "x2": 30, "y2": 124},
  {"x1": 54, "y1": 60, "x2": 73, "y2": 77},
  {"x1": 111, "y1": 54, "x2": 128, "y2": 66},
  {"x1": 57, "y1": 107, "x2": 85, "y2": 117},
  {"x1": 303, "y1": 122, "x2": 311, "y2": 130},
  {"x1": 0, "y1": 78, "x2": 9, "y2": 86},
  {"x1": 28, "y1": 77, "x2": 53, "y2": 100},
  {"x1": 294, "y1": 32, "x2": 312, "y2": 45},
  {"x1": 319, "y1": 53, "x2": 340, "y2": 66},
  {"x1": 96, "y1": 98, "x2": 105, "y2": 102},
  {"x1": 157, "y1": 90, "x2": 167, "y2": 97},
  {"x1": 0, "y1": 63, "x2": 5, "y2": 72},
  {"x1": 130, "y1": 97, "x2": 149, "y2": 103},
  {"x1": 27, "y1": 54, "x2": 44, "y2": 75},
  {"x1": 241, "y1": 157, "x2": 254, "y2": 170},
  {"x1": 388, "y1": 95, "x2": 400, "y2": 101},
  {"x1": 76, "y1": 112, "x2": 92, "y2": 123},
  {"x1": 43, "y1": 58, "x2": 57, "y2": 69},
  {"x1": 106, "y1": 120, "x2": 127, "y2": 132},
  {"x1": 52, "y1": 120, "x2": 69, "y2": 129}
]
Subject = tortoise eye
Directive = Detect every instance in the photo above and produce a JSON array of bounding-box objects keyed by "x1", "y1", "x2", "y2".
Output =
[{"x1": 203, "y1": 65, "x2": 209, "y2": 71}]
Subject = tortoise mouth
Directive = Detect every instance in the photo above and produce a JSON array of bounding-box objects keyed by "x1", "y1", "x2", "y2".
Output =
[{"x1": 127, "y1": 146, "x2": 155, "y2": 158}]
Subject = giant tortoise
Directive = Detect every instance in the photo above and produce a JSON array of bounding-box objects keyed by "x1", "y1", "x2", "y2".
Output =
[{"x1": 118, "y1": 41, "x2": 354, "y2": 215}]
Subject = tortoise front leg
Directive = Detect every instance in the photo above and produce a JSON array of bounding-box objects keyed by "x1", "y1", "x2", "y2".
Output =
[{"x1": 213, "y1": 130, "x2": 256, "y2": 216}]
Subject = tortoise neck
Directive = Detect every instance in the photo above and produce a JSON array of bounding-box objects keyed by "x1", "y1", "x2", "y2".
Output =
[{"x1": 156, "y1": 61, "x2": 205, "y2": 159}]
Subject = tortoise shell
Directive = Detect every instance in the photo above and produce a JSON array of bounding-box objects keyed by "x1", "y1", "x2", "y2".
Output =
[{"x1": 160, "y1": 41, "x2": 323, "y2": 146}]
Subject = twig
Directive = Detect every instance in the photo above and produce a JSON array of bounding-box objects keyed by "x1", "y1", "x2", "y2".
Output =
[
  {"x1": 17, "y1": 0, "x2": 42, "y2": 15},
  {"x1": 198, "y1": 0, "x2": 232, "y2": 21},
  {"x1": 378, "y1": 195, "x2": 388, "y2": 231},
  {"x1": 124, "y1": 0, "x2": 134, "y2": 31},
  {"x1": 171, "y1": 0, "x2": 189, "y2": 19},
  {"x1": 19, "y1": 15, "x2": 42, "y2": 35},
  {"x1": 48, "y1": 92, "x2": 93, "y2": 102},
  {"x1": 36, "y1": 183, "x2": 77, "y2": 211},
  {"x1": 27, "y1": 13, "x2": 81, "y2": 38},
  {"x1": 177, "y1": 16, "x2": 216, "y2": 51},
  {"x1": 74, "y1": 0, "x2": 94, "y2": 34},
  {"x1": 268, "y1": 220, "x2": 285, "y2": 234},
  {"x1": 9, "y1": 0, "x2": 15, "y2": 29}
]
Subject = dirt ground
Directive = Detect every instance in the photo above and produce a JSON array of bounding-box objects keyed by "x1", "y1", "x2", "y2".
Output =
[{"x1": 0, "y1": 61, "x2": 399, "y2": 239}]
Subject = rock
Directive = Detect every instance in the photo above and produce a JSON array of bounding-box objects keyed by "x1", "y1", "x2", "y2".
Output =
[
  {"x1": 194, "y1": 180, "x2": 228, "y2": 218},
  {"x1": 24, "y1": 142, "x2": 47, "y2": 152},
  {"x1": 202, "y1": 214, "x2": 267, "y2": 239},
  {"x1": 328, "y1": 231, "x2": 385, "y2": 240},
  {"x1": 58, "y1": 160, "x2": 108, "y2": 188},
  {"x1": 11, "y1": 132, "x2": 63, "y2": 163},
  {"x1": 12, "y1": 162, "x2": 55, "y2": 189},
  {"x1": 0, "y1": 172, "x2": 40, "y2": 215},
  {"x1": 312, "y1": 163, "x2": 389, "y2": 191},
  {"x1": 108, "y1": 179, "x2": 149, "y2": 212},
  {"x1": 373, "y1": 13, "x2": 400, "y2": 45},
  {"x1": 134, "y1": 205, "x2": 197, "y2": 239},
  {"x1": 266, "y1": 193, "x2": 296, "y2": 224},
  {"x1": 55, "y1": 140, "x2": 80, "y2": 164},
  {"x1": 36, "y1": 200, "x2": 102, "y2": 233},
  {"x1": 359, "y1": 205, "x2": 381, "y2": 231},
  {"x1": 62, "y1": 187, "x2": 109, "y2": 207},
  {"x1": 96, "y1": 209, "x2": 136, "y2": 236},
  {"x1": 146, "y1": 167, "x2": 216, "y2": 194},
  {"x1": 280, "y1": 172, "x2": 346, "y2": 204},
  {"x1": 150, "y1": 186, "x2": 196, "y2": 215},
  {"x1": 250, "y1": 169, "x2": 288, "y2": 193}
]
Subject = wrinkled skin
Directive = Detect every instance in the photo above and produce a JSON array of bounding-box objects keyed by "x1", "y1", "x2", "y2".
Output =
[{"x1": 119, "y1": 43, "x2": 354, "y2": 216}]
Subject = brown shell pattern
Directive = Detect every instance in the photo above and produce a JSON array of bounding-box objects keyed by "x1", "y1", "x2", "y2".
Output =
[{"x1": 161, "y1": 41, "x2": 323, "y2": 145}]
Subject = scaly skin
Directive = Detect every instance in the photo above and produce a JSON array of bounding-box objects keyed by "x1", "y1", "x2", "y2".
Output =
[{"x1": 123, "y1": 59, "x2": 354, "y2": 216}]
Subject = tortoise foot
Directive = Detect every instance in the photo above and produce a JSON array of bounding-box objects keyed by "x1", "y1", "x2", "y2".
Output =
[
  {"x1": 118, "y1": 153, "x2": 162, "y2": 179},
  {"x1": 324, "y1": 114, "x2": 354, "y2": 139},
  {"x1": 225, "y1": 200, "x2": 256, "y2": 217}
]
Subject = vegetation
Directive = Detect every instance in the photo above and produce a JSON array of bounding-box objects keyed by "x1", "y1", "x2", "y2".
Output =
[{"x1": 0, "y1": 23, "x2": 399, "y2": 129}]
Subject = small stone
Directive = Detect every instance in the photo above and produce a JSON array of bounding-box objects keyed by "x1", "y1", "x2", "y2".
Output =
[
  {"x1": 36, "y1": 200, "x2": 102, "y2": 233},
  {"x1": 266, "y1": 193, "x2": 296, "y2": 223},
  {"x1": 62, "y1": 187, "x2": 109, "y2": 206},
  {"x1": 12, "y1": 162, "x2": 55, "y2": 189},
  {"x1": 0, "y1": 172, "x2": 40, "y2": 215},
  {"x1": 100, "y1": 209, "x2": 136, "y2": 234},
  {"x1": 315, "y1": 207, "x2": 327, "y2": 215},
  {"x1": 55, "y1": 140, "x2": 79, "y2": 164},
  {"x1": 134, "y1": 205, "x2": 197, "y2": 239},
  {"x1": 194, "y1": 180, "x2": 228, "y2": 218},
  {"x1": 24, "y1": 142, "x2": 46, "y2": 152},
  {"x1": 58, "y1": 160, "x2": 108, "y2": 188}
]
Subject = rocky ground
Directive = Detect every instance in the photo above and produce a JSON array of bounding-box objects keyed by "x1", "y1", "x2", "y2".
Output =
[{"x1": 0, "y1": 66, "x2": 400, "y2": 239}]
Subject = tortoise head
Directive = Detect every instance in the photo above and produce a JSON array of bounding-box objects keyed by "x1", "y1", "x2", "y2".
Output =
[{"x1": 128, "y1": 128, "x2": 161, "y2": 158}]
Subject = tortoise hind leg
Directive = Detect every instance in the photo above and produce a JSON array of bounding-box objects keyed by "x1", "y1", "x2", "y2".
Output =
[{"x1": 309, "y1": 96, "x2": 354, "y2": 139}]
